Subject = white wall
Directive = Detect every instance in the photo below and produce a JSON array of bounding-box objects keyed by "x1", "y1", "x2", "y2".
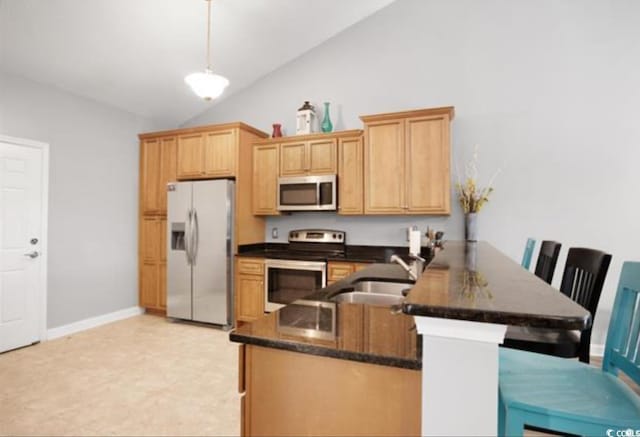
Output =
[
  {"x1": 0, "y1": 71, "x2": 157, "y2": 329},
  {"x1": 183, "y1": 0, "x2": 640, "y2": 346}
]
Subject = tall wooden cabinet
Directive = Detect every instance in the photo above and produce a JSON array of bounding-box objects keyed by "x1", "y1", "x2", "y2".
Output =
[
  {"x1": 361, "y1": 106, "x2": 454, "y2": 215},
  {"x1": 138, "y1": 122, "x2": 268, "y2": 313},
  {"x1": 138, "y1": 136, "x2": 176, "y2": 312}
]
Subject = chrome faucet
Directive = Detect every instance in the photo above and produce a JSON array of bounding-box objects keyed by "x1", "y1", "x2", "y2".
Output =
[{"x1": 390, "y1": 254, "x2": 419, "y2": 281}]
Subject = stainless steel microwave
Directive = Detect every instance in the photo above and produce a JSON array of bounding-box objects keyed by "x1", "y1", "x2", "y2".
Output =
[{"x1": 277, "y1": 175, "x2": 337, "y2": 211}]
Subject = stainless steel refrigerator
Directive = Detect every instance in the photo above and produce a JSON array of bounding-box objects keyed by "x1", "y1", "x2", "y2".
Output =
[{"x1": 166, "y1": 179, "x2": 234, "y2": 328}]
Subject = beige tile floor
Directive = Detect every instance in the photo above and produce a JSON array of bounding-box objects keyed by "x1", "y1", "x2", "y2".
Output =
[
  {"x1": 1, "y1": 314, "x2": 637, "y2": 436},
  {"x1": 0, "y1": 314, "x2": 239, "y2": 436}
]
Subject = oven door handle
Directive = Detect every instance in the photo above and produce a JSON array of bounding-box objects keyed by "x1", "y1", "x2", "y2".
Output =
[{"x1": 264, "y1": 259, "x2": 327, "y2": 270}]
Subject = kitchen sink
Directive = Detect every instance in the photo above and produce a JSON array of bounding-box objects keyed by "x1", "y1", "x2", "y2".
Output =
[
  {"x1": 331, "y1": 291, "x2": 404, "y2": 306},
  {"x1": 350, "y1": 280, "x2": 414, "y2": 296},
  {"x1": 328, "y1": 278, "x2": 414, "y2": 306}
]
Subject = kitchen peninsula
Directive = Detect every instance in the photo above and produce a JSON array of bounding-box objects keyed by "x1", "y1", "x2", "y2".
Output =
[{"x1": 230, "y1": 241, "x2": 590, "y2": 436}]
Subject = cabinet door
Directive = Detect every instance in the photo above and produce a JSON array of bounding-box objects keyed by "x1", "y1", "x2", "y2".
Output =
[
  {"x1": 203, "y1": 129, "x2": 236, "y2": 177},
  {"x1": 140, "y1": 139, "x2": 162, "y2": 214},
  {"x1": 158, "y1": 262, "x2": 167, "y2": 309},
  {"x1": 337, "y1": 304, "x2": 364, "y2": 352},
  {"x1": 236, "y1": 274, "x2": 265, "y2": 322},
  {"x1": 253, "y1": 145, "x2": 280, "y2": 215},
  {"x1": 279, "y1": 141, "x2": 307, "y2": 176},
  {"x1": 364, "y1": 120, "x2": 406, "y2": 214},
  {"x1": 140, "y1": 262, "x2": 159, "y2": 308},
  {"x1": 177, "y1": 133, "x2": 204, "y2": 178},
  {"x1": 140, "y1": 217, "x2": 162, "y2": 262},
  {"x1": 405, "y1": 116, "x2": 450, "y2": 214},
  {"x1": 327, "y1": 262, "x2": 355, "y2": 285},
  {"x1": 158, "y1": 137, "x2": 177, "y2": 213},
  {"x1": 140, "y1": 217, "x2": 164, "y2": 310},
  {"x1": 338, "y1": 136, "x2": 363, "y2": 215},
  {"x1": 364, "y1": 307, "x2": 416, "y2": 357},
  {"x1": 308, "y1": 139, "x2": 337, "y2": 175}
]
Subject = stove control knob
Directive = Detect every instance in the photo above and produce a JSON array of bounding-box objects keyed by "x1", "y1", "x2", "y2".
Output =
[
  {"x1": 338, "y1": 234, "x2": 343, "y2": 240},
  {"x1": 332, "y1": 233, "x2": 337, "y2": 239}
]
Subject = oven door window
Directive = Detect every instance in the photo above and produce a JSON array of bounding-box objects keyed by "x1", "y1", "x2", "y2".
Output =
[
  {"x1": 267, "y1": 268, "x2": 323, "y2": 305},
  {"x1": 280, "y1": 183, "x2": 317, "y2": 206}
]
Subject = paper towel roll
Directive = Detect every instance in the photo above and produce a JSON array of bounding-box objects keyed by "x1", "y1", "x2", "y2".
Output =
[{"x1": 409, "y1": 229, "x2": 421, "y2": 256}]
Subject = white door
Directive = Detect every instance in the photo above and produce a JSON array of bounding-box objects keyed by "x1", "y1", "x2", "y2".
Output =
[{"x1": 0, "y1": 140, "x2": 45, "y2": 353}]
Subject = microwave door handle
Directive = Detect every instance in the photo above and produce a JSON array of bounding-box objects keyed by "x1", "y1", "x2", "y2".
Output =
[{"x1": 316, "y1": 183, "x2": 321, "y2": 205}]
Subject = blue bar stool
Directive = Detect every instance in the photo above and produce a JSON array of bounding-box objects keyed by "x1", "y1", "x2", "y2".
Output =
[{"x1": 498, "y1": 261, "x2": 640, "y2": 436}]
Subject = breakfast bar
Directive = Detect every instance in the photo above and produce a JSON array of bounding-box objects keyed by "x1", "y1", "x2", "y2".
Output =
[
  {"x1": 230, "y1": 241, "x2": 591, "y2": 436},
  {"x1": 403, "y1": 241, "x2": 590, "y2": 436}
]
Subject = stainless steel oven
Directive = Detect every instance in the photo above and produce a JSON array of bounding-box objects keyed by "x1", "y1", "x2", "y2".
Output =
[
  {"x1": 277, "y1": 174, "x2": 337, "y2": 211},
  {"x1": 264, "y1": 259, "x2": 327, "y2": 312}
]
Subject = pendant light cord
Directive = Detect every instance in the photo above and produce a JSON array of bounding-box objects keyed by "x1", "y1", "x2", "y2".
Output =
[{"x1": 206, "y1": 0, "x2": 212, "y2": 71}]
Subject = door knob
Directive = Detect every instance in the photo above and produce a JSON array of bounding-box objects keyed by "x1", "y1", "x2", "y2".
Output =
[{"x1": 24, "y1": 251, "x2": 39, "y2": 259}]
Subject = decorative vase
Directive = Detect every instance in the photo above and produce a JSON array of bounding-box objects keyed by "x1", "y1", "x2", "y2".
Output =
[
  {"x1": 464, "y1": 241, "x2": 478, "y2": 271},
  {"x1": 321, "y1": 102, "x2": 333, "y2": 133},
  {"x1": 465, "y1": 213, "x2": 478, "y2": 242},
  {"x1": 272, "y1": 123, "x2": 283, "y2": 138}
]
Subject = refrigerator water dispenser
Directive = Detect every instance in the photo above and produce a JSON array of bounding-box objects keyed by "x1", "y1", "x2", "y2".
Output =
[{"x1": 171, "y1": 222, "x2": 186, "y2": 251}]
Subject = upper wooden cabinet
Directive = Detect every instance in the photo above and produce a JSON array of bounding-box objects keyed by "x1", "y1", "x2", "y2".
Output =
[
  {"x1": 338, "y1": 134, "x2": 364, "y2": 215},
  {"x1": 280, "y1": 138, "x2": 337, "y2": 176},
  {"x1": 251, "y1": 130, "x2": 362, "y2": 216},
  {"x1": 177, "y1": 128, "x2": 237, "y2": 179},
  {"x1": 361, "y1": 107, "x2": 453, "y2": 215},
  {"x1": 140, "y1": 136, "x2": 176, "y2": 215},
  {"x1": 252, "y1": 144, "x2": 280, "y2": 216},
  {"x1": 203, "y1": 129, "x2": 237, "y2": 177}
]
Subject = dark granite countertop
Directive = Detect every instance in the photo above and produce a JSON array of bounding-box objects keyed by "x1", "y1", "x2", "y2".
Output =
[
  {"x1": 236, "y1": 242, "x2": 427, "y2": 264},
  {"x1": 230, "y1": 241, "x2": 591, "y2": 369},
  {"x1": 402, "y1": 241, "x2": 592, "y2": 330},
  {"x1": 230, "y1": 263, "x2": 422, "y2": 370}
]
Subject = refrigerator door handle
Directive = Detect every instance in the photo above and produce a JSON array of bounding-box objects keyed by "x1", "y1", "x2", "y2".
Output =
[
  {"x1": 192, "y1": 208, "x2": 199, "y2": 265},
  {"x1": 185, "y1": 209, "x2": 193, "y2": 265}
]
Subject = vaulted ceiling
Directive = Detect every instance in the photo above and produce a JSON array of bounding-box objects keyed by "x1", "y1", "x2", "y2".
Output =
[{"x1": 0, "y1": 0, "x2": 395, "y2": 127}]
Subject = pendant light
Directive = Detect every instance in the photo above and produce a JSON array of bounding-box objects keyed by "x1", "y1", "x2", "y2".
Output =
[{"x1": 185, "y1": 0, "x2": 229, "y2": 100}]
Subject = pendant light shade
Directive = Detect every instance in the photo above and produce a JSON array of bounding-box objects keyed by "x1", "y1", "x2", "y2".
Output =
[
  {"x1": 185, "y1": 0, "x2": 229, "y2": 100},
  {"x1": 185, "y1": 69, "x2": 229, "y2": 100}
]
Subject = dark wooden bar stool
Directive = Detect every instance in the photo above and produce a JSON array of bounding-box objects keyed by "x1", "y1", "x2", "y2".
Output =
[
  {"x1": 503, "y1": 247, "x2": 611, "y2": 363},
  {"x1": 533, "y1": 240, "x2": 561, "y2": 284}
]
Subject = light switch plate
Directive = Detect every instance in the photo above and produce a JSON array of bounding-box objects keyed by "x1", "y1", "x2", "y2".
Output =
[{"x1": 272, "y1": 227, "x2": 278, "y2": 239}]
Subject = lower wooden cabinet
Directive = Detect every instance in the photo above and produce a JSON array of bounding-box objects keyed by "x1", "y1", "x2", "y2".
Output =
[
  {"x1": 235, "y1": 258, "x2": 265, "y2": 323},
  {"x1": 139, "y1": 216, "x2": 167, "y2": 311},
  {"x1": 239, "y1": 345, "x2": 420, "y2": 436},
  {"x1": 327, "y1": 261, "x2": 371, "y2": 285}
]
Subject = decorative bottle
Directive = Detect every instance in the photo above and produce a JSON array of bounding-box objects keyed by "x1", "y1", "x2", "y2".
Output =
[
  {"x1": 272, "y1": 123, "x2": 283, "y2": 138},
  {"x1": 321, "y1": 102, "x2": 333, "y2": 133}
]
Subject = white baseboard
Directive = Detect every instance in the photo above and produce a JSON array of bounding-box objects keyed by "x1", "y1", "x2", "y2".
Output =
[
  {"x1": 46, "y1": 306, "x2": 144, "y2": 340},
  {"x1": 591, "y1": 343, "x2": 605, "y2": 357}
]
